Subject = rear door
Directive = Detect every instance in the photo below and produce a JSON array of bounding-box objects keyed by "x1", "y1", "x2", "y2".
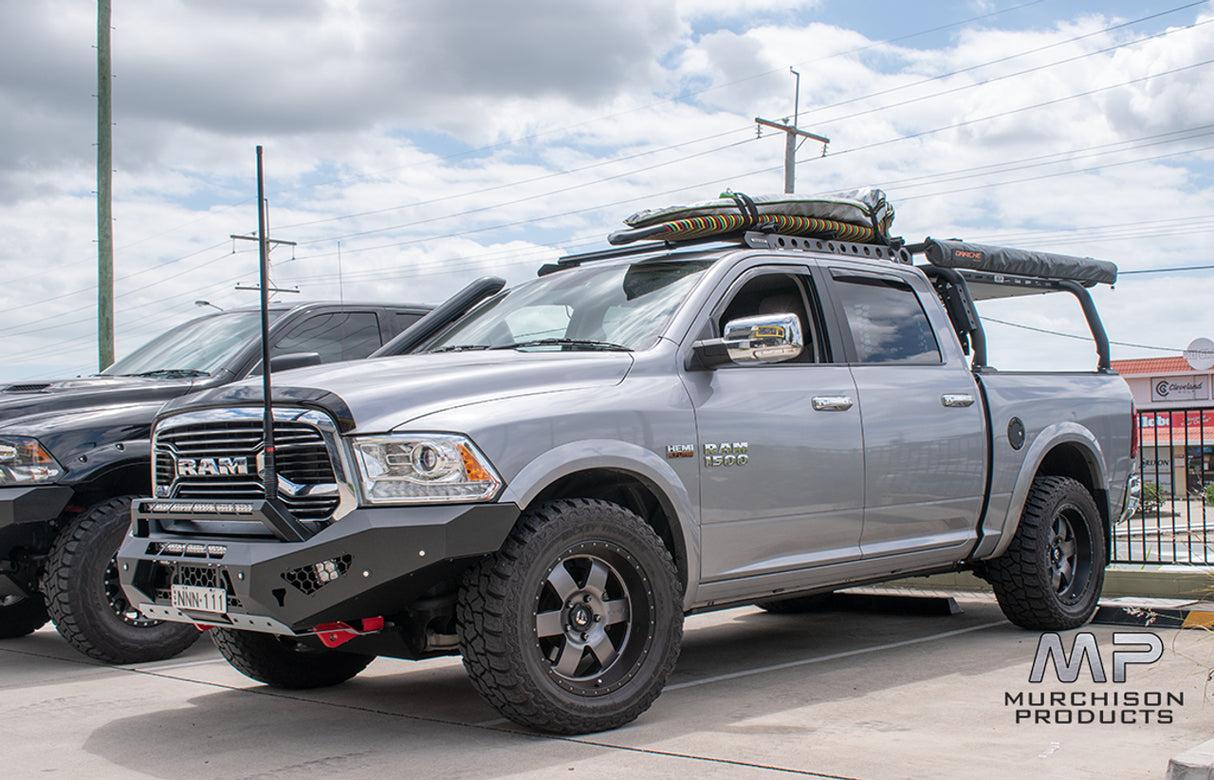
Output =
[{"x1": 822, "y1": 268, "x2": 986, "y2": 559}]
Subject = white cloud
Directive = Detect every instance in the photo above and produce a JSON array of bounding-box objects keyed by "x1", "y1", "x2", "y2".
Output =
[{"x1": 0, "y1": 1, "x2": 1211, "y2": 381}]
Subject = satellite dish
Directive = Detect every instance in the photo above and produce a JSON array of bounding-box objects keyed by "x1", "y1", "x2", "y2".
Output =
[{"x1": 1183, "y1": 337, "x2": 1214, "y2": 371}]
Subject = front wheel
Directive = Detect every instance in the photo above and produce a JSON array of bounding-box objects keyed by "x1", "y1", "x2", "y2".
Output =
[
  {"x1": 984, "y1": 476, "x2": 1105, "y2": 630},
  {"x1": 43, "y1": 496, "x2": 201, "y2": 663},
  {"x1": 0, "y1": 593, "x2": 49, "y2": 639},
  {"x1": 211, "y1": 628, "x2": 374, "y2": 689},
  {"x1": 458, "y1": 499, "x2": 683, "y2": 734}
]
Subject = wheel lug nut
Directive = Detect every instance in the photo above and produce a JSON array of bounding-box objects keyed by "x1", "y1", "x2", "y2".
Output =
[
  {"x1": 581, "y1": 632, "x2": 588, "y2": 641},
  {"x1": 583, "y1": 595, "x2": 592, "y2": 603},
  {"x1": 594, "y1": 615, "x2": 602, "y2": 622}
]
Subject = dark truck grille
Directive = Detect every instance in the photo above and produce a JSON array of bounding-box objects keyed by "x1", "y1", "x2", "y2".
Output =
[{"x1": 154, "y1": 418, "x2": 339, "y2": 521}]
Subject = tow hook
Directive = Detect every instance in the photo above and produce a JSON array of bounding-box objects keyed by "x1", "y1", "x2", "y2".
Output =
[{"x1": 314, "y1": 616, "x2": 385, "y2": 648}]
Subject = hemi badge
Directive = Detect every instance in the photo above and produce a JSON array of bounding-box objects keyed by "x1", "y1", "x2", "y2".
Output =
[{"x1": 666, "y1": 444, "x2": 694, "y2": 459}]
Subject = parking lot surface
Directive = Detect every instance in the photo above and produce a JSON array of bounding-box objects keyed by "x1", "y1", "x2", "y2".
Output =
[{"x1": 1, "y1": 592, "x2": 1210, "y2": 779}]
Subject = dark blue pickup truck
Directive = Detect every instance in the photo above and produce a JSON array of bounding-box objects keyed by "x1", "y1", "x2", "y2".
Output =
[{"x1": 0, "y1": 301, "x2": 429, "y2": 662}]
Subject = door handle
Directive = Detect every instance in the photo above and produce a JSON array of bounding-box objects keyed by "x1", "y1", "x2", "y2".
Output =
[
  {"x1": 941, "y1": 393, "x2": 975, "y2": 408},
  {"x1": 812, "y1": 396, "x2": 854, "y2": 411}
]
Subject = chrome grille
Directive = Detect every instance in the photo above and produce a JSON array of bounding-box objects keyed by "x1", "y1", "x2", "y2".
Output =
[{"x1": 154, "y1": 416, "x2": 339, "y2": 521}]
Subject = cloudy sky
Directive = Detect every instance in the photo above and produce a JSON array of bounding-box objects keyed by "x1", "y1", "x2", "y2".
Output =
[{"x1": 1, "y1": 0, "x2": 1212, "y2": 381}]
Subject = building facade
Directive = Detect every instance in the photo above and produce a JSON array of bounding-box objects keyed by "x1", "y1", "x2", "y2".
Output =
[{"x1": 1111, "y1": 355, "x2": 1212, "y2": 497}]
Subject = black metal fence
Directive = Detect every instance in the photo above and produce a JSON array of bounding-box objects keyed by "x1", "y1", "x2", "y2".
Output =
[{"x1": 1112, "y1": 408, "x2": 1212, "y2": 565}]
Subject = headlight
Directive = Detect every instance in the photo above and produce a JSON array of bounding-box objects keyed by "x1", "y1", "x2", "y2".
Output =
[
  {"x1": 351, "y1": 434, "x2": 501, "y2": 504},
  {"x1": 0, "y1": 436, "x2": 64, "y2": 485}
]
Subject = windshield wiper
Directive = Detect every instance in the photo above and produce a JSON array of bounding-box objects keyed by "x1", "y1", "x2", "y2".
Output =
[
  {"x1": 126, "y1": 369, "x2": 210, "y2": 378},
  {"x1": 491, "y1": 338, "x2": 631, "y2": 352},
  {"x1": 430, "y1": 344, "x2": 493, "y2": 353}
]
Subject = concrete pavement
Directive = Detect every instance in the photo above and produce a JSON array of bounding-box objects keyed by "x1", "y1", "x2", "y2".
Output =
[{"x1": 1, "y1": 592, "x2": 1210, "y2": 779}]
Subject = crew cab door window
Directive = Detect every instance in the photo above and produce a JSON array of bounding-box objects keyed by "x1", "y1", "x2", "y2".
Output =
[
  {"x1": 832, "y1": 275, "x2": 941, "y2": 364},
  {"x1": 271, "y1": 312, "x2": 383, "y2": 364},
  {"x1": 685, "y1": 268, "x2": 865, "y2": 602}
]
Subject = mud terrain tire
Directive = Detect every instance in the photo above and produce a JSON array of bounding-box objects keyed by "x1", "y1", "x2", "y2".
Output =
[
  {"x1": 984, "y1": 476, "x2": 1105, "y2": 631},
  {"x1": 458, "y1": 499, "x2": 683, "y2": 734},
  {"x1": 43, "y1": 496, "x2": 200, "y2": 663}
]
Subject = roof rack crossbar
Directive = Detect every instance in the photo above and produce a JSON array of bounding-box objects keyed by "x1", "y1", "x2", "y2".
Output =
[{"x1": 540, "y1": 235, "x2": 745, "y2": 276}]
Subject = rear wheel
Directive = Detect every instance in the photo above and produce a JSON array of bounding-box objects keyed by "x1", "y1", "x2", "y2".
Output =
[
  {"x1": 458, "y1": 499, "x2": 682, "y2": 734},
  {"x1": 0, "y1": 593, "x2": 49, "y2": 639},
  {"x1": 43, "y1": 496, "x2": 200, "y2": 663},
  {"x1": 211, "y1": 628, "x2": 374, "y2": 689},
  {"x1": 984, "y1": 476, "x2": 1105, "y2": 630}
]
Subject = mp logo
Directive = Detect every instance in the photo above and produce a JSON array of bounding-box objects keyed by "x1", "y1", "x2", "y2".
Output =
[{"x1": 1029, "y1": 631, "x2": 1163, "y2": 684}]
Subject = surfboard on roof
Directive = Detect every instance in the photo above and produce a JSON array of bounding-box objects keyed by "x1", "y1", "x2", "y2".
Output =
[{"x1": 607, "y1": 187, "x2": 895, "y2": 246}]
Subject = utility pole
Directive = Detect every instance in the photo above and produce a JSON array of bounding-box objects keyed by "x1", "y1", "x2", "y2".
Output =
[
  {"x1": 754, "y1": 67, "x2": 829, "y2": 194},
  {"x1": 230, "y1": 234, "x2": 299, "y2": 295},
  {"x1": 97, "y1": 0, "x2": 114, "y2": 370}
]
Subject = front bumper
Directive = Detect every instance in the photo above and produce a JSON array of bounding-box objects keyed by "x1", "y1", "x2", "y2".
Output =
[
  {"x1": 0, "y1": 485, "x2": 74, "y2": 597},
  {"x1": 117, "y1": 497, "x2": 519, "y2": 635}
]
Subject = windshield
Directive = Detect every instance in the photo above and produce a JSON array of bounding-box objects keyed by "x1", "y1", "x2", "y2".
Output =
[
  {"x1": 102, "y1": 310, "x2": 281, "y2": 377},
  {"x1": 421, "y1": 260, "x2": 714, "y2": 353}
]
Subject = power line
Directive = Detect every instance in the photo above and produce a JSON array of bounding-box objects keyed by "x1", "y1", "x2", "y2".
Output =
[
  {"x1": 287, "y1": 56, "x2": 1214, "y2": 263},
  {"x1": 9, "y1": 3, "x2": 1214, "y2": 339},
  {"x1": 1120, "y1": 264, "x2": 1214, "y2": 275},
  {"x1": 808, "y1": 55, "x2": 1214, "y2": 164},
  {"x1": 810, "y1": 16, "x2": 1214, "y2": 130},
  {"x1": 981, "y1": 316, "x2": 1187, "y2": 353},
  {"x1": 84, "y1": 0, "x2": 1203, "y2": 267},
  {"x1": 273, "y1": 4, "x2": 1205, "y2": 240},
  {"x1": 238, "y1": 0, "x2": 1054, "y2": 203},
  {"x1": 274, "y1": 127, "x2": 752, "y2": 232}
]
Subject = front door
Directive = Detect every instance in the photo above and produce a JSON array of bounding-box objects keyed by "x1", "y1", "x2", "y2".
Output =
[{"x1": 683, "y1": 266, "x2": 865, "y2": 600}]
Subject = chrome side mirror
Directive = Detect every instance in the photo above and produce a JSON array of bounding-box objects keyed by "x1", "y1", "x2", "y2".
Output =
[{"x1": 691, "y1": 313, "x2": 803, "y2": 369}]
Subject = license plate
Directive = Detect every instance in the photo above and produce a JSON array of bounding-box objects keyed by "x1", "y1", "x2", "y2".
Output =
[{"x1": 170, "y1": 584, "x2": 227, "y2": 614}]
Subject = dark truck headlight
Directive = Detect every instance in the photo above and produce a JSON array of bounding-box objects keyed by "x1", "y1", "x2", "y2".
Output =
[
  {"x1": 0, "y1": 436, "x2": 64, "y2": 485},
  {"x1": 351, "y1": 433, "x2": 501, "y2": 504}
]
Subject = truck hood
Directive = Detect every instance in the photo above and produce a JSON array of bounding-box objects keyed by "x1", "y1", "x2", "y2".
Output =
[
  {"x1": 0, "y1": 374, "x2": 212, "y2": 426},
  {"x1": 165, "y1": 351, "x2": 635, "y2": 433}
]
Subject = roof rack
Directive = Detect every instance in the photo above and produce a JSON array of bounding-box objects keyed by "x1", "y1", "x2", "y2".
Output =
[
  {"x1": 540, "y1": 229, "x2": 913, "y2": 277},
  {"x1": 539, "y1": 234, "x2": 745, "y2": 276}
]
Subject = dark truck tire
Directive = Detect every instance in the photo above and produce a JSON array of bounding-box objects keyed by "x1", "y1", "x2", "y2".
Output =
[
  {"x1": 983, "y1": 476, "x2": 1105, "y2": 631},
  {"x1": 43, "y1": 496, "x2": 200, "y2": 663},
  {"x1": 211, "y1": 628, "x2": 374, "y2": 689},
  {"x1": 457, "y1": 499, "x2": 683, "y2": 735},
  {"x1": 0, "y1": 594, "x2": 50, "y2": 638}
]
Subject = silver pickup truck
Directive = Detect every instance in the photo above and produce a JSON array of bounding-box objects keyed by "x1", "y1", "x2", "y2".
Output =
[{"x1": 117, "y1": 229, "x2": 1138, "y2": 734}]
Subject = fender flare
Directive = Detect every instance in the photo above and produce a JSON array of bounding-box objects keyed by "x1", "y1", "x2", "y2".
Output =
[
  {"x1": 977, "y1": 421, "x2": 1109, "y2": 560},
  {"x1": 498, "y1": 439, "x2": 701, "y2": 610}
]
